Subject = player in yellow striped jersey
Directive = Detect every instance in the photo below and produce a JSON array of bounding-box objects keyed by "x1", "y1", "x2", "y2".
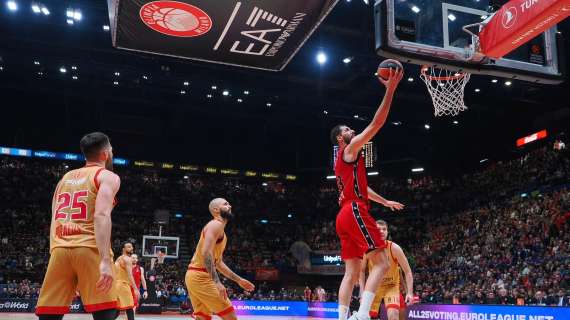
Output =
[{"x1": 359, "y1": 220, "x2": 414, "y2": 320}]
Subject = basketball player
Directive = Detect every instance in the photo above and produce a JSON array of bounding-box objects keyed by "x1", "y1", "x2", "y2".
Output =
[
  {"x1": 130, "y1": 254, "x2": 148, "y2": 309},
  {"x1": 331, "y1": 67, "x2": 404, "y2": 320},
  {"x1": 359, "y1": 220, "x2": 414, "y2": 320},
  {"x1": 185, "y1": 198, "x2": 255, "y2": 320},
  {"x1": 115, "y1": 242, "x2": 140, "y2": 320},
  {"x1": 35, "y1": 132, "x2": 120, "y2": 320}
]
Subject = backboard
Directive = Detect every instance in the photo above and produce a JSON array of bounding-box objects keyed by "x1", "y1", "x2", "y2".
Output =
[
  {"x1": 142, "y1": 235, "x2": 180, "y2": 259},
  {"x1": 374, "y1": 0, "x2": 565, "y2": 83}
]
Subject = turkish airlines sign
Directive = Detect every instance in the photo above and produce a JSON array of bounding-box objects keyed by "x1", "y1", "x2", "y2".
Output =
[
  {"x1": 516, "y1": 129, "x2": 548, "y2": 146},
  {"x1": 107, "y1": 0, "x2": 339, "y2": 71},
  {"x1": 480, "y1": 0, "x2": 570, "y2": 59}
]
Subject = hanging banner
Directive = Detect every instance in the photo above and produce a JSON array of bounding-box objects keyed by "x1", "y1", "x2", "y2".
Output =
[{"x1": 107, "y1": 0, "x2": 340, "y2": 71}]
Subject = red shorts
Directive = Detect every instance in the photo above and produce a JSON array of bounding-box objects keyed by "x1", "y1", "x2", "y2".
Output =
[
  {"x1": 336, "y1": 201, "x2": 386, "y2": 260},
  {"x1": 400, "y1": 293, "x2": 406, "y2": 309},
  {"x1": 130, "y1": 287, "x2": 138, "y2": 307}
]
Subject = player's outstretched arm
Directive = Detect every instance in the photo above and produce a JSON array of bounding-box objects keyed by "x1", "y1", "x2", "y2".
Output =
[
  {"x1": 367, "y1": 186, "x2": 404, "y2": 211},
  {"x1": 201, "y1": 221, "x2": 226, "y2": 298},
  {"x1": 344, "y1": 68, "x2": 403, "y2": 161},
  {"x1": 94, "y1": 170, "x2": 120, "y2": 293},
  {"x1": 125, "y1": 257, "x2": 141, "y2": 300},
  {"x1": 393, "y1": 243, "x2": 414, "y2": 304},
  {"x1": 217, "y1": 260, "x2": 255, "y2": 292},
  {"x1": 140, "y1": 267, "x2": 148, "y2": 299}
]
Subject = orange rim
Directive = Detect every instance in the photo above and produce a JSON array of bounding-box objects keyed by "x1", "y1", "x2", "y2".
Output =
[{"x1": 421, "y1": 66, "x2": 467, "y2": 81}]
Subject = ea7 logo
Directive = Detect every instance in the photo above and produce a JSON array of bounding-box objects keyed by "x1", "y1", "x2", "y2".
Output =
[{"x1": 246, "y1": 7, "x2": 288, "y2": 28}]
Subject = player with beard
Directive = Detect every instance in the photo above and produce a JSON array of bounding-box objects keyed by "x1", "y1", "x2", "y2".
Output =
[
  {"x1": 115, "y1": 242, "x2": 139, "y2": 320},
  {"x1": 36, "y1": 132, "x2": 120, "y2": 320},
  {"x1": 330, "y1": 67, "x2": 404, "y2": 320},
  {"x1": 185, "y1": 198, "x2": 255, "y2": 320}
]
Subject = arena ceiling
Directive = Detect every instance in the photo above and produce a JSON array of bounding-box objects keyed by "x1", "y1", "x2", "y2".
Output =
[{"x1": 0, "y1": 0, "x2": 568, "y2": 175}]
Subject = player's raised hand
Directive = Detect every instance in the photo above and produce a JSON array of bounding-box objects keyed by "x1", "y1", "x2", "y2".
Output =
[
  {"x1": 384, "y1": 200, "x2": 405, "y2": 211},
  {"x1": 238, "y1": 278, "x2": 255, "y2": 292},
  {"x1": 216, "y1": 282, "x2": 228, "y2": 299},
  {"x1": 96, "y1": 258, "x2": 114, "y2": 293},
  {"x1": 378, "y1": 68, "x2": 404, "y2": 91}
]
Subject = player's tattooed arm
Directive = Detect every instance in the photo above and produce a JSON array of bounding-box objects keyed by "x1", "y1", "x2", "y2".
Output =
[
  {"x1": 217, "y1": 260, "x2": 241, "y2": 282},
  {"x1": 204, "y1": 253, "x2": 221, "y2": 283},
  {"x1": 201, "y1": 221, "x2": 223, "y2": 283}
]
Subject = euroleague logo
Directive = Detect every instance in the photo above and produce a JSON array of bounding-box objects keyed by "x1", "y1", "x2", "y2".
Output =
[
  {"x1": 140, "y1": 1, "x2": 212, "y2": 37},
  {"x1": 501, "y1": 6, "x2": 517, "y2": 29}
]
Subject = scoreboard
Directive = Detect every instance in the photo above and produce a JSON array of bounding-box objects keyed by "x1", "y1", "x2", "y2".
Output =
[{"x1": 333, "y1": 142, "x2": 375, "y2": 168}]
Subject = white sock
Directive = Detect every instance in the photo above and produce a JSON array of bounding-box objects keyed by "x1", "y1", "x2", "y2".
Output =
[
  {"x1": 338, "y1": 304, "x2": 349, "y2": 320},
  {"x1": 357, "y1": 291, "x2": 375, "y2": 319}
]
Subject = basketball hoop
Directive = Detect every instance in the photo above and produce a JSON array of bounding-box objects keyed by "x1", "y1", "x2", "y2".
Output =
[{"x1": 420, "y1": 66, "x2": 471, "y2": 117}]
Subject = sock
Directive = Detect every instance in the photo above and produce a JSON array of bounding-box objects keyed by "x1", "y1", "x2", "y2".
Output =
[
  {"x1": 357, "y1": 291, "x2": 375, "y2": 319},
  {"x1": 338, "y1": 304, "x2": 349, "y2": 320}
]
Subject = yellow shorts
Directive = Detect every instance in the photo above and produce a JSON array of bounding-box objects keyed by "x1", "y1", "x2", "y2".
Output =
[
  {"x1": 371, "y1": 284, "x2": 400, "y2": 315},
  {"x1": 116, "y1": 280, "x2": 134, "y2": 310},
  {"x1": 36, "y1": 247, "x2": 117, "y2": 315},
  {"x1": 185, "y1": 268, "x2": 234, "y2": 320}
]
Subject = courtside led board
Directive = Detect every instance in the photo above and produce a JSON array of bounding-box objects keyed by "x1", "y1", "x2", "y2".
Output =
[{"x1": 107, "y1": 0, "x2": 339, "y2": 71}]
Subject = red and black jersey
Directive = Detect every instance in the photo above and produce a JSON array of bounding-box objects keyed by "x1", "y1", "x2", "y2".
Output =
[
  {"x1": 132, "y1": 265, "x2": 142, "y2": 289},
  {"x1": 334, "y1": 146, "x2": 368, "y2": 207}
]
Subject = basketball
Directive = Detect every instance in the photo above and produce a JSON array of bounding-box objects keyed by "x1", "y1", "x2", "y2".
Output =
[
  {"x1": 153, "y1": 8, "x2": 199, "y2": 32},
  {"x1": 377, "y1": 59, "x2": 403, "y2": 80}
]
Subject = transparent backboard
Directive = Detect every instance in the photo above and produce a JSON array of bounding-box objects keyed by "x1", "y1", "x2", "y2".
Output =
[
  {"x1": 142, "y1": 235, "x2": 180, "y2": 259},
  {"x1": 374, "y1": 0, "x2": 564, "y2": 83}
]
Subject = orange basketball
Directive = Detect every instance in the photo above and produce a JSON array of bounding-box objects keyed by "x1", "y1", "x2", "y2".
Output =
[{"x1": 377, "y1": 59, "x2": 403, "y2": 80}]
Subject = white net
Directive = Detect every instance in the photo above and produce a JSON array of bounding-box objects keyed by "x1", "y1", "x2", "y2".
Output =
[{"x1": 420, "y1": 66, "x2": 471, "y2": 117}]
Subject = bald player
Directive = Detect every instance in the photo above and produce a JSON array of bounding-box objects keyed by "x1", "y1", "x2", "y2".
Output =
[
  {"x1": 35, "y1": 132, "x2": 120, "y2": 320},
  {"x1": 359, "y1": 220, "x2": 414, "y2": 320},
  {"x1": 115, "y1": 242, "x2": 139, "y2": 320},
  {"x1": 185, "y1": 198, "x2": 255, "y2": 320}
]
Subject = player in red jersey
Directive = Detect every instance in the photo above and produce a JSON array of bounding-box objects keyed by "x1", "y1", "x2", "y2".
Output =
[
  {"x1": 130, "y1": 254, "x2": 148, "y2": 309},
  {"x1": 330, "y1": 67, "x2": 404, "y2": 320}
]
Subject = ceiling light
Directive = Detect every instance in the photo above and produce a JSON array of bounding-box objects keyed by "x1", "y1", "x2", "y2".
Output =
[
  {"x1": 66, "y1": 19, "x2": 74, "y2": 25},
  {"x1": 367, "y1": 171, "x2": 379, "y2": 176},
  {"x1": 113, "y1": 81, "x2": 119, "y2": 85},
  {"x1": 7, "y1": 1, "x2": 17, "y2": 11},
  {"x1": 243, "y1": 90, "x2": 250, "y2": 95},
  {"x1": 103, "y1": 25, "x2": 110, "y2": 31},
  {"x1": 424, "y1": 124, "x2": 430, "y2": 130},
  {"x1": 411, "y1": 167, "x2": 424, "y2": 172},
  {"x1": 326, "y1": 175, "x2": 336, "y2": 180},
  {"x1": 475, "y1": 88, "x2": 480, "y2": 92},
  {"x1": 183, "y1": 81, "x2": 189, "y2": 86},
  {"x1": 142, "y1": 75, "x2": 148, "y2": 80},
  {"x1": 59, "y1": 67, "x2": 67, "y2": 73},
  {"x1": 222, "y1": 90, "x2": 229, "y2": 96},
  {"x1": 114, "y1": 72, "x2": 120, "y2": 76},
  {"x1": 66, "y1": 9, "x2": 74, "y2": 18},
  {"x1": 343, "y1": 57, "x2": 352, "y2": 64},
  {"x1": 37, "y1": 71, "x2": 43, "y2": 75},
  {"x1": 411, "y1": 6, "x2": 420, "y2": 13},
  {"x1": 448, "y1": 14, "x2": 456, "y2": 21},
  {"x1": 180, "y1": 90, "x2": 186, "y2": 94},
  {"x1": 316, "y1": 51, "x2": 327, "y2": 65},
  {"x1": 72, "y1": 76, "x2": 78, "y2": 80},
  {"x1": 71, "y1": 66, "x2": 77, "y2": 70},
  {"x1": 33, "y1": 61, "x2": 40, "y2": 65},
  {"x1": 505, "y1": 81, "x2": 512, "y2": 86},
  {"x1": 323, "y1": 110, "x2": 328, "y2": 115},
  {"x1": 211, "y1": 85, "x2": 217, "y2": 90},
  {"x1": 262, "y1": 182, "x2": 268, "y2": 186},
  {"x1": 492, "y1": 79, "x2": 498, "y2": 83},
  {"x1": 206, "y1": 94, "x2": 212, "y2": 98},
  {"x1": 453, "y1": 120, "x2": 459, "y2": 124},
  {"x1": 480, "y1": 158, "x2": 488, "y2": 163},
  {"x1": 392, "y1": 121, "x2": 402, "y2": 126},
  {"x1": 354, "y1": 114, "x2": 359, "y2": 118},
  {"x1": 266, "y1": 102, "x2": 272, "y2": 107},
  {"x1": 73, "y1": 10, "x2": 82, "y2": 21},
  {"x1": 31, "y1": 3, "x2": 40, "y2": 13},
  {"x1": 40, "y1": 6, "x2": 49, "y2": 15},
  {"x1": 237, "y1": 98, "x2": 243, "y2": 103}
]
